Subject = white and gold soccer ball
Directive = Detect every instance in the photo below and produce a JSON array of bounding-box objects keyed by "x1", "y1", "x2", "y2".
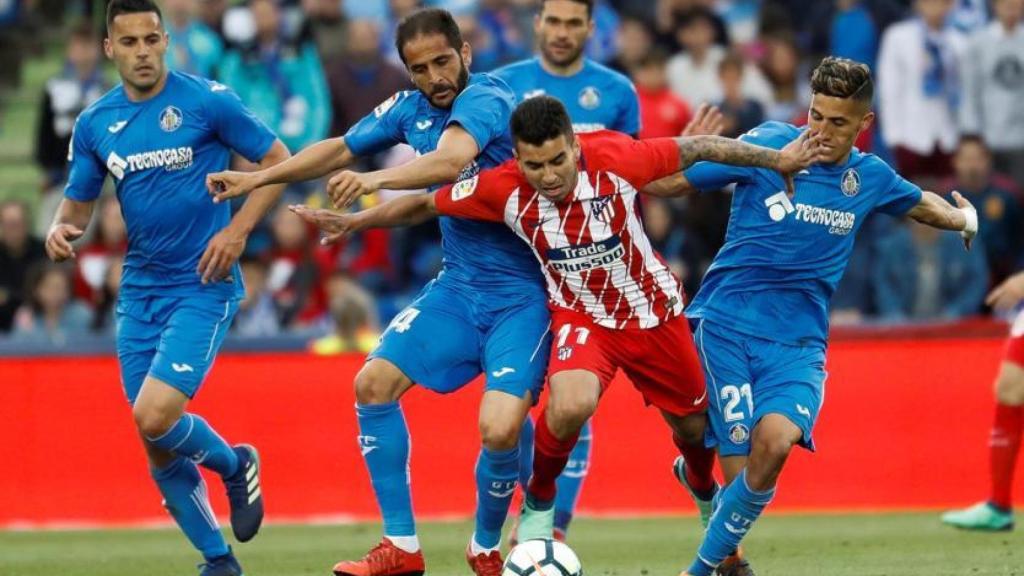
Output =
[{"x1": 502, "y1": 538, "x2": 583, "y2": 576}]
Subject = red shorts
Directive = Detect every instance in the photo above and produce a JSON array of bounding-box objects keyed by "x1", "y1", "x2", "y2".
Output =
[
  {"x1": 1006, "y1": 310, "x2": 1024, "y2": 368},
  {"x1": 547, "y1": 308, "x2": 708, "y2": 417}
]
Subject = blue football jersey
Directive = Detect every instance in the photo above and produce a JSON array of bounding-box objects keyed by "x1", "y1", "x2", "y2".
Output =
[
  {"x1": 65, "y1": 71, "x2": 276, "y2": 299},
  {"x1": 344, "y1": 73, "x2": 542, "y2": 290},
  {"x1": 493, "y1": 57, "x2": 640, "y2": 136},
  {"x1": 684, "y1": 121, "x2": 923, "y2": 347}
]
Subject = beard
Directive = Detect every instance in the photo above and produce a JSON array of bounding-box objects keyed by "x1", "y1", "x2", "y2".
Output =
[
  {"x1": 540, "y1": 37, "x2": 584, "y2": 67},
  {"x1": 428, "y1": 63, "x2": 470, "y2": 109}
]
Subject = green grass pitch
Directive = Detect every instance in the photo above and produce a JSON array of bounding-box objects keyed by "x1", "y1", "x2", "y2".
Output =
[{"x1": 1, "y1": 513, "x2": 1020, "y2": 575}]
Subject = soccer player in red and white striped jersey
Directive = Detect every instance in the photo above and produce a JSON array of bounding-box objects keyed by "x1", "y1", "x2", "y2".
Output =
[{"x1": 291, "y1": 95, "x2": 823, "y2": 548}]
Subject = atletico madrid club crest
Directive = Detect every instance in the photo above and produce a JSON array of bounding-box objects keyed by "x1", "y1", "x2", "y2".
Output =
[
  {"x1": 841, "y1": 168, "x2": 860, "y2": 197},
  {"x1": 159, "y1": 106, "x2": 183, "y2": 132}
]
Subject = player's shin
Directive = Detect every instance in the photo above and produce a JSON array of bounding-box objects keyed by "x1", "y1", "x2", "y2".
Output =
[
  {"x1": 672, "y1": 431, "x2": 716, "y2": 499},
  {"x1": 356, "y1": 401, "x2": 418, "y2": 547},
  {"x1": 518, "y1": 416, "x2": 536, "y2": 488},
  {"x1": 528, "y1": 414, "x2": 581, "y2": 505},
  {"x1": 147, "y1": 413, "x2": 239, "y2": 477},
  {"x1": 473, "y1": 446, "x2": 520, "y2": 551},
  {"x1": 686, "y1": 470, "x2": 775, "y2": 576},
  {"x1": 152, "y1": 457, "x2": 230, "y2": 561},
  {"x1": 554, "y1": 419, "x2": 593, "y2": 537}
]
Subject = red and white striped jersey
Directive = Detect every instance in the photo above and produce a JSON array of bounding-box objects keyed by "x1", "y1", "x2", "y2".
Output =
[{"x1": 436, "y1": 131, "x2": 685, "y2": 329}]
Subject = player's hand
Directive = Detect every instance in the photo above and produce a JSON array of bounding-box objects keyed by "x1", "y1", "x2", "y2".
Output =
[
  {"x1": 777, "y1": 130, "x2": 826, "y2": 197},
  {"x1": 198, "y1": 227, "x2": 247, "y2": 284},
  {"x1": 327, "y1": 171, "x2": 380, "y2": 210},
  {"x1": 207, "y1": 170, "x2": 262, "y2": 204},
  {"x1": 681, "y1": 103, "x2": 725, "y2": 137},
  {"x1": 289, "y1": 204, "x2": 356, "y2": 245},
  {"x1": 44, "y1": 224, "x2": 84, "y2": 262},
  {"x1": 951, "y1": 190, "x2": 978, "y2": 251},
  {"x1": 986, "y1": 272, "x2": 1024, "y2": 312}
]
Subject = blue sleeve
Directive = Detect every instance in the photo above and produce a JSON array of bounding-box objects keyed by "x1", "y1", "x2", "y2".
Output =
[
  {"x1": 446, "y1": 82, "x2": 513, "y2": 153},
  {"x1": 204, "y1": 80, "x2": 277, "y2": 163},
  {"x1": 343, "y1": 91, "x2": 410, "y2": 156},
  {"x1": 63, "y1": 117, "x2": 106, "y2": 202},
  {"x1": 874, "y1": 172, "x2": 923, "y2": 216},
  {"x1": 615, "y1": 84, "x2": 641, "y2": 136}
]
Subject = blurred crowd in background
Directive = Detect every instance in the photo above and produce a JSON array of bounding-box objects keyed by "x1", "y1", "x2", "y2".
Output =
[{"x1": 0, "y1": 0, "x2": 1022, "y2": 352}]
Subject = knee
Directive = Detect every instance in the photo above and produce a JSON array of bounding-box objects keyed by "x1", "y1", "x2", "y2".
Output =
[
  {"x1": 751, "y1": 433, "x2": 795, "y2": 465},
  {"x1": 354, "y1": 362, "x2": 403, "y2": 405},
  {"x1": 995, "y1": 364, "x2": 1024, "y2": 405},
  {"x1": 671, "y1": 413, "x2": 706, "y2": 446},
  {"x1": 546, "y1": 393, "x2": 597, "y2": 437},
  {"x1": 132, "y1": 404, "x2": 177, "y2": 439},
  {"x1": 480, "y1": 417, "x2": 521, "y2": 451}
]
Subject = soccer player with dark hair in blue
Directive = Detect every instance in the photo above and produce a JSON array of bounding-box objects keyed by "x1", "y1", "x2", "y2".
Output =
[
  {"x1": 45, "y1": 1, "x2": 291, "y2": 575},
  {"x1": 206, "y1": 8, "x2": 557, "y2": 576},
  {"x1": 647, "y1": 57, "x2": 980, "y2": 576}
]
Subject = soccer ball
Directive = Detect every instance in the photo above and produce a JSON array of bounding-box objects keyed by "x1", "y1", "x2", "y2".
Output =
[{"x1": 502, "y1": 538, "x2": 583, "y2": 575}]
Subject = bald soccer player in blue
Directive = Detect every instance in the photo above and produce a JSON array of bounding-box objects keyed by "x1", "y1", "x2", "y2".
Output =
[
  {"x1": 206, "y1": 8, "x2": 549, "y2": 576},
  {"x1": 46, "y1": 1, "x2": 291, "y2": 575}
]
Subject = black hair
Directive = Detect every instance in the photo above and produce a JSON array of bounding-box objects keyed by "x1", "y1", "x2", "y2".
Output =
[
  {"x1": 511, "y1": 96, "x2": 574, "y2": 147},
  {"x1": 674, "y1": 6, "x2": 716, "y2": 31},
  {"x1": 541, "y1": 0, "x2": 593, "y2": 18},
  {"x1": 106, "y1": 0, "x2": 162, "y2": 32},
  {"x1": 394, "y1": 8, "x2": 463, "y2": 65},
  {"x1": 957, "y1": 134, "x2": 990, "y2": 153},
  {"x1": 810, "y1": 56, "x2": 874, "y2": 105}
]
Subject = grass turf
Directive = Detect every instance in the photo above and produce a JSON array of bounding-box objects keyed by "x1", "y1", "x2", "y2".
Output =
[{"x1": 1, "y1": 513, "x2": 1021, "y2": 575}]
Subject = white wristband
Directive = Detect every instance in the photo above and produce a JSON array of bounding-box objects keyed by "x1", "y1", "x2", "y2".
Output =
[{"x1": 959, "y1": 206, "x2": 978, "y2": 238}]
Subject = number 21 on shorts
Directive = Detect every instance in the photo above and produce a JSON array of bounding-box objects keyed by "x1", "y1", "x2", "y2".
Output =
[{"x1": 721, "y1": 383, "x2": 753, "y2": 422}]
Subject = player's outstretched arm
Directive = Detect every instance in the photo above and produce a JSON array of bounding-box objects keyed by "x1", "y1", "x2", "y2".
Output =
[
  {"x1": 199, "y1": 140, "x2": 292, "y2": 283},
  {"x1": 326, "y1": 126, "x2": 479, "y2": 209},
  {"x1": 45, "y1": 198, "x2": 94, "y2": 262},
  {"x1": 675, "y1": 129, "x2": 824, "y2": 196},
  {"x1": 642, "y1": 105, "x2": 726, "y2": 198},
  {"x1": 206, "y1": 137, "x2": 357, "y2": 204},
  {"x1": 290, "y1": 192, "x2": 440, "y2": 246},
  {"x1": 906, "y1": 190, "x2": 979, "y2": 250}
]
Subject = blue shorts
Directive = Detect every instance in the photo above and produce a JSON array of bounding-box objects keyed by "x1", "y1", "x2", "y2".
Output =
[
  {"x1": 116, "y1": 293, "x2": 239, "y2": 404},
  {"x1": 691, "y1": 318, "x2": 827, "y2": 457},
  {"x1": 370, "y1": 277, "x2": 550, "y2": 401}
]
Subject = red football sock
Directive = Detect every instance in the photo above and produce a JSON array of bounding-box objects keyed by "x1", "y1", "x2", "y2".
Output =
[
  {"x1": 990, "y1": 403, "x2": 1024, "y2": 510},
  {"x1": 527, "y1": 414, "x2": 580, "y2": 503},
  {"x1": 673, "y1": 432, "x2": 716, "y2": 495}
]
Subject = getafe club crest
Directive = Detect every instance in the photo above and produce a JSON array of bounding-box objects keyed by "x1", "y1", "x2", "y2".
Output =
[
  {"x1": 841, "y1": 168, "x2": 860, "y2": 197},
  {"x1": 729, "y1": 423, "x2": 750, "y2": 444},
  {"x1": 578, "y1": 86, "x2": 601, "y2": 110},
  {"x1": 159, "y1": 106, "x2": 183, "y2": 132}
]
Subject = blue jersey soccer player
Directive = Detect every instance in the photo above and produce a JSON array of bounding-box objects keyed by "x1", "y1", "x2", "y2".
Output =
[
  {"x1": 657, "y1": 58, "x2": 980, "y2": 576},
  {"x1": 492, "y1": 0, "x2": 642, "y2": 542},
  {"x1": 45, "y1": 1, "x2": 290, "y2": 575},
  {"x1": 206, "y1": 8, "x2": 549, "y2": 576}
]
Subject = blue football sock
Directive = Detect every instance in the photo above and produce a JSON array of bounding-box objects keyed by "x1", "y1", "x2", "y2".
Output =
[
  {"x1": 152, "y1": 457, "x2": 230, "y2": 561},
  {"x1": 473, "y1": 446, "x2": 519, "y2": 549},
  {"x1": 518, "y1": 416, "x2": 535, "y2": 488},
  {"x1": 147, "y1": 413, "x2": 239, "y2": 477},
  {"x1": 554, "y1": 419, "x2": 592, "y2": 534},
  {"x1": 687, "y1": 470, "x2": 775, "y2": 576},
  {"x1": 357, "y1": 401, "x2": 416, "y2": 537}
]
